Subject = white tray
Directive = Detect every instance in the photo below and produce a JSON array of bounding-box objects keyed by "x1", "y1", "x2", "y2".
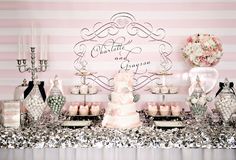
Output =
[
  {"x1": 154, "y1": 121, "x2": 184, "y2": 128},
  {"x1": 62, "y1": 120, "x2": 92, "y2": 127}
]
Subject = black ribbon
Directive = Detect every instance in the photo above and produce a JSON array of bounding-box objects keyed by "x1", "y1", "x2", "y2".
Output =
[
  {"x1": 24, "y1": 81, "x2": 47, "y2": 101},
  {"x1": 215, "y1": 82, "x2": 235, "y2": 97}
]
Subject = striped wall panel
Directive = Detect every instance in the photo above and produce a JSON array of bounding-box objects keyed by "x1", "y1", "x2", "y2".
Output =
[{"x1": 0, "y1": 0, "x2": 235, "y2": 109}]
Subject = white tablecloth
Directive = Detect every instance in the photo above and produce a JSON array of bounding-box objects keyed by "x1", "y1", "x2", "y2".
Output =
[{"x1": 0, "y1": 148, "x2": 235, "y2": 160}]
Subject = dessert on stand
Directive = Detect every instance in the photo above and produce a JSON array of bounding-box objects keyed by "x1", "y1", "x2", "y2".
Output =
[
  {"x1": 64, "y1": 69, "x2": 103, "y2": 128},
  {"x1": 146, "y1": 72, "x2": 184, "y2": 128}
]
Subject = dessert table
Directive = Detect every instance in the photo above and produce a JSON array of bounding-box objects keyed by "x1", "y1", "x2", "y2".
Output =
[{"x1": 0, "y1": 116, "x2": 236, "y2": 160}]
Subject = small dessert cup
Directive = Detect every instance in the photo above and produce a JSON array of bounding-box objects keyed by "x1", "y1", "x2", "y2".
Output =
[
  {"x1": 147, "y1": 102, "x2": 158, "y2": 116},
  {"x1": 160, "y1": 105, "x2": 170, "y2": 116},
  {"x1": 90, "y1": 103, "x2": 100, "y2": 116},
  {"x1": 68, "y1": 105, "x2": 78, "y2": 116},
  {"x1": 171, "y1": 105, "x2": 181, "y2": 116},
  {"x1": 80, "y1": 84, "x2": 88, "y2": 95},
  {"x1": 79, "y1": 105, "x2": 89, "y2": 116}
]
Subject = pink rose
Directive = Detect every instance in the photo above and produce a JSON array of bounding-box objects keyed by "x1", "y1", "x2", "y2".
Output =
[{"x1": 187, "y1": 37, "x2": 193, "y2": 43}]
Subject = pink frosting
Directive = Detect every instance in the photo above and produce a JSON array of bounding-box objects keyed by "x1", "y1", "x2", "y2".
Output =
[
  {"x1": 147, "y1": 105, "x2": 157, "y2": 111},
  {"x1": 68, "y1": 105, "x2": 78, "y2": 116},
  {"x1": 90, "y1": 105, "x2": 100, "y2": 115},
  {"x1": 160, "y1": 105, "x2": 170, "y2": 111},
  {"x1": 171, "y1": 105, "x2": 181, "y2": 116},
  {"x1": 79, "y1": 105, "x2": 89, "y2": 115},
  {"x1": 160, "y1": 105, "x2": 170, "y2": 116},
  {"x1": 114, "y1": 71, "x2": 134, "y2": 92},
  {"x1": 171, "y1": 105, "x2": 181, "y2": 112}
]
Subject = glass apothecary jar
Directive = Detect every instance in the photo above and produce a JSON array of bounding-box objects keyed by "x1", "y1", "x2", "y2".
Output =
[
  {"x1": 187, "y1": 76, "x2": 212, "y2": 121},
  {"x1": 47, "y1": 76, "x2": 66, "y2": 117},
  {"x1": 215, "y1": 78, "x2": 236, "y2": 122}
]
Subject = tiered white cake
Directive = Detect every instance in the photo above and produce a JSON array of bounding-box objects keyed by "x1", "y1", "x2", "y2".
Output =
[{"x1": 102, "y1": 71, "x2": 141, "y2": 129}]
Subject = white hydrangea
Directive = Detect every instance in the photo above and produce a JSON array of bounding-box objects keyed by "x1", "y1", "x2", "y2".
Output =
[
  {"x1": 207, "y1": 56, "x2": 216, "y2": 64},
  {"x1": 191, "y1": 98, "x2": 198, "y2": 104},
  {"x1": 198, "y1": 96, "x2": 207, "y2": 106},
  {"x1": 216, "y1": 51, "x2": 223, "y2": 58}
]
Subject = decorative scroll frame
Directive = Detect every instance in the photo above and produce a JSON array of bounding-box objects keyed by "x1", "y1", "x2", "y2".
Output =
[{"x1": 73, "y1": 12, "x2": 173, "y2": 91}]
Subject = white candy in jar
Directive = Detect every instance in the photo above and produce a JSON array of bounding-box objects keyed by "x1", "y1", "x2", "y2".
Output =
[
  {"x1": 25, "y1": 95, "x2": 46, "y2": 120},
  {"x1": 216, "y1": 96, "x2": 236, "y2": 121}
]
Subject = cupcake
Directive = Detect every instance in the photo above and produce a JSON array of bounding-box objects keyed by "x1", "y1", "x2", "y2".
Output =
[
  {"x1": 159, "y1": 105, "x2": 170, "y2": 116},
  {"x1": 169, "y1": 86, "x2": 178, "y2": 94},
  {"x1": 90, "y1": 104, "x2": 100, "y2": 116},
  {"x1": 68, "y1": 105, "x2": 78, "y2": 116},
  {"x1": 71, "y1": 86, "x2": 80, "y2": 94},
  {"x1": 88, "y1": 85, "x2": 98, "y2": 94},
  {"x1": 161, "y1": 86, "x2": 169, "y2": 94},
  {"x1": 79, "y1": 105, "x2": 89, "y2": 116},
  {"x1": 171, "y1": 105, "x2": 181, "y2": 116},
  {"x1": 147, "y1": 103, "x2": 158, "y2": 116},
  {"x1": 151, "y1": 86, "x2": 160, "y2": 94},
  {"x1": 80, "y1": 84, "x2": 88, "y2": 95}
]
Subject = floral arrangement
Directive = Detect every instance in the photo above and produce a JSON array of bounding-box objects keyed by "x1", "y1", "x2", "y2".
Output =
[
  {"x1": 187, "y1": 93, "x2": 212, "y2": 108},
  {"x1": 183, "y1": 34, "x2": 223, "y2": 67}
]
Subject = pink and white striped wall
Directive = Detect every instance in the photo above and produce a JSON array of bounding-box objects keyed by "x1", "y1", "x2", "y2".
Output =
[{"x1": 0, "y1": 0, "x2": 236, "y2": 108}]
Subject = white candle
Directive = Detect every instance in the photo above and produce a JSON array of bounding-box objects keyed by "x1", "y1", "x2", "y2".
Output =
[
  {"x1": 40, "y1": 35, "x2": 44, "y2": 60},
  {"x1": 31, "y1": 23, "x2": 35, "y2": 47},
  {"x1": 22, "y1": 35, "x2": 25, "y2": 59},
  {"x1": 44, "y1": 35, "x2": 48, "y2": 60},
  {"x1": 18, "y1": 36, "x2": 21, "y2": 59}
]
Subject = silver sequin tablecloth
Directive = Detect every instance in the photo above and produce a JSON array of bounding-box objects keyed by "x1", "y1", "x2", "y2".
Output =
[
  {"x1": 1, "y1": 119, "x2": 236, "y2": 149},
  {"x1": 0, "y1": 119, "x2": 236, "y2": 160}
]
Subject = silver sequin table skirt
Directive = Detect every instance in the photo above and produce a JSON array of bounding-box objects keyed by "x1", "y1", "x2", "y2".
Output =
[{"x1": 0, "y1": 148, "x2": 236, "y2": 160}]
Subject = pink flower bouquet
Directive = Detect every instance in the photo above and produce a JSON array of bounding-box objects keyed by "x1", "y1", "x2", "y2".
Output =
[{"x1": 183, "y1": 34, "x2": 223, "y2": 67}]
